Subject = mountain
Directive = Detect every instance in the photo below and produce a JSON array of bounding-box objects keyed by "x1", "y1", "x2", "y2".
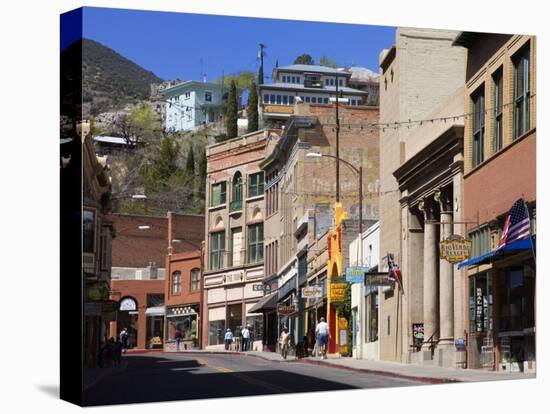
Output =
[{"x1": 61, "y1": 38, "x2": 164, "y2": 117}]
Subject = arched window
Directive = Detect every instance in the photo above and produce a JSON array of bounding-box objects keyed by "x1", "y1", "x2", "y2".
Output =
[
  {"x1": 190, "y1": 268, "x2": 201, "y2": 292},
  {"x1": 172, "y1": 271, "x2": 181, "y2": 294},
  {"x1": 231, "y1": 171, "x2": 243, "y2": 212}
]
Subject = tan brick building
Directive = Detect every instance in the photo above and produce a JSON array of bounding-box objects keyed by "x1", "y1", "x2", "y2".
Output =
[
  {"x1": 378, "y1": 27, "x2": 465, "y2": 364},
  {"x1": 454, "y1": 33, "x2": 536, "y2": 372}
]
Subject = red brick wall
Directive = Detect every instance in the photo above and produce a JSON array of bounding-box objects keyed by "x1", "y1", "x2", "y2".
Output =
[
  {"x1": 464, "y1": 132, "x2": 536, "y2": 225},
  {"x1": 109, "y1": 279, "x2": 165, "y2": 349},
  {"x1": 165, "y1": 251, "x2": 202, "y2": 307}
]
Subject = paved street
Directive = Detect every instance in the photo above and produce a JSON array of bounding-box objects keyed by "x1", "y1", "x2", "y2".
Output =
[{"x1": 83, "y1": 352, "x2": 421, "y2": 406}]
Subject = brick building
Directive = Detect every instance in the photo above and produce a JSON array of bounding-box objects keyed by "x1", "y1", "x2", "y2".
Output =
[
  {"x1": 453, "y1": 33, "x2": 536, "y2": 372},
  {"x1": 203, "y1": 129, "x2": 281, "y2": 350},
  {"x1": 378, "y1": 27, "x2": 465, "y2": 364},
  {"x1": 255, "y1": 101, "x2": 379, "y2": 354},
  {"x1": 108, "y1": 212, "x2": 204, "y2": 350}
]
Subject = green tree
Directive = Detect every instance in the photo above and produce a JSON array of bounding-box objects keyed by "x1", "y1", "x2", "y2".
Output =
[
  {"x1": 294, "y1": 54, "x2": 315, "y2": 65},
  {"x1": 226, "y1": 80, "x2": 238, "y2": 139},
  {"x1": 247, "y1": 81, "x2": 259, "y2": 133},
  {"x1": 145, "y1": 137, "x2": 181, "y2": 193},
  {"x1": 185, "y1": 143, "x2": 195, "y2": 175},
  {"x1": 215, "y1": 71, "x2": 255, "y2": 91},
  {"x1": 319, "y1": 55, "x2": 338, "y2": 68},
  {"x1": 128, "y1": 103, "x2": 161, "y2": 144},
  {"x1": 197, "y1": 145, "x2": 207, "y2": 199}
]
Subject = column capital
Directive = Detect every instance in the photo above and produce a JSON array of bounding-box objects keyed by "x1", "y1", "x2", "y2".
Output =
[
  {"x1": 434, "y1": 188, "x2": 452, "y2": 213},
  {"x1": 418, "y1": 197, "x2": 436, "y2": 221}
]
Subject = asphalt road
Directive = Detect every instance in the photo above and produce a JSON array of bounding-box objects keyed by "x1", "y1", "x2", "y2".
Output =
[{"x1": 83, "y1": 353, "x2": 421, "y2": 406}]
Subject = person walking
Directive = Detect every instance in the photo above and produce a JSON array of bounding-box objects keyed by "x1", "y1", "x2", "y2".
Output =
[
  {"x1": 315, "y1": 317, "x2": 330, "y2": 359},
  {"x1": 241, "y1": 325, "x2": 250, "y2": 352},
  {"x1": 175, "y1": 328, "x2": 182, "y2": 352},
  {"x1": 119, "y1": 327, "x2": 129, "y2": 353},
  {"x1": 224, "y1": 328, "x2": 233, "y2": 351},
  {"x1": 279, "y1": 327, "x2": 290, "y2": 359}
]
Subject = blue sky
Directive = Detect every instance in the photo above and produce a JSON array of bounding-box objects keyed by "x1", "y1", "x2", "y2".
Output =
[{"x1": 63, "y1": 7, "x2": 396, "y2": 82}]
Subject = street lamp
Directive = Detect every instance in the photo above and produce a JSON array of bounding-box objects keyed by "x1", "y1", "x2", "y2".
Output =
[{"x1": 306, "y1": 151, "x2": 365, "y2": 359}]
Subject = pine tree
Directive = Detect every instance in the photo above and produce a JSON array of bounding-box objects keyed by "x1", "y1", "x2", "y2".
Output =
[
  {"x1": 248, "y1": 81, "x2": 259, "y2": 133},
  {"x1": 185, "y1": 143, "x2": 195, "y2": 175},
  {"x1": 226, "y1": 80, "x2": 238, "y2": 139}
]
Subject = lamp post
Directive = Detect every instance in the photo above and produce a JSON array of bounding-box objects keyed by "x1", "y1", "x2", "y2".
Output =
[{"x1": 306, "y1": 151, "x2": 364, "y2": 358}]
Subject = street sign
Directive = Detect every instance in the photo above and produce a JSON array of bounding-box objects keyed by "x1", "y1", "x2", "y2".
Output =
[
  {"x1": 277, "y1": 304, "x2": 296, "y2": 315},
  {"x1": 345, "y1": 266, "x2": 369, "y2": 283},
  {"x1": 301, "y1": 286, "x2": 322, "y2": 298}
]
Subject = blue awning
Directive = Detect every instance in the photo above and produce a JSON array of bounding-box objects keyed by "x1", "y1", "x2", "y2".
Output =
[
  {"x1": 457, "y1": 250, "x2": 498, "y2": 269},
  {"x1": 498, "y1": 237, "x2": 534, "y2": 252}
]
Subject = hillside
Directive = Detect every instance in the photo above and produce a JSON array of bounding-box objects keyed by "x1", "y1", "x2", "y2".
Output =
[{"x1": 61, "y1": 38, "x2": 163, "y2": 117}]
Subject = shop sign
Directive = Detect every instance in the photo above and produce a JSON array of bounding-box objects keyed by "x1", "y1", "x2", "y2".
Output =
[
  {"x1": 301, "y1": 286, "x2": 322, "y2": 298},
  {"x1": 120, "y1": 297, "x2": 137, "y2": 311},
  {"x1": 439, "y1": 234, "x2": 472, "y2": 263},
  {"x1": 331, "y1": 276, "x2": 346, "y2": 283},
  {"x1": 84, "y1": 302, "x2": 102, "y2": 316},
  {"x1": 365, "y1": 273, "x2": 393, "y2": 288},
  {"x1": 252, "y1": 284, "x2": 271, "y2": 292},
  {"x1": 476, "y1": 287, "x2": 483, "y2": 332},
  {"x1": 345, "y1": 266, "x2": 369, "y2": 283},
  {"x1": 329, "y1": 282, "x2": 346, "y2": 302},
  {"x1": 102, "y1": 300, "x2": 119, "y2": 313},
  {"x1": 412, "y1": 323, "x2": 424, "y2": 348},
  {"x1": 277, "y1": 304, "x2": 296, "y2": 315}
]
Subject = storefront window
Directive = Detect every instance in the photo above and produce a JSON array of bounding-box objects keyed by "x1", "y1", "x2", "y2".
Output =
[
  {"x1": 246, "y1": 315, "x2": 263, "y2": 341},
  {"x1": 208, "y1": 320, "x2": 225, "y2": 345},
  {"x1": 468, "y1": 272, "x2": 494, "y2": 369},
  {"x1": 166, "y1": 315, "x2": 197, "y2": 341},
  {"x1": 146, "y1": 315, "x2": 164, "y2": 349}
]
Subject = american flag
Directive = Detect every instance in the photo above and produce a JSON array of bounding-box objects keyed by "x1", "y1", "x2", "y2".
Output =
[
  {"x1": 497, "y1": 198, "x2": 532, "y2": 249},
  {"x1": 387, "y1": 253, "x2": 402, "y2": 285}
]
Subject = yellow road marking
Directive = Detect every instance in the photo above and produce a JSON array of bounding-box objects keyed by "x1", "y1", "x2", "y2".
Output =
[
  {"x1": 196, "y1": 358, "x2": 208, "y2": 366},
  {"x1": 213, "y1": 366, "x2": 234, "y2": 373}
]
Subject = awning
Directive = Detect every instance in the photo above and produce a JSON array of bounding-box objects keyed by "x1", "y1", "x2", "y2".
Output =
[
  {"x1": 145, "y1": 306, "x2": 165, "y2": 316},
  {"x1": 457, "y1": 237, "x2": 535, "y2": 269},
  {"x1": 457, "y1": 250, "x2": 498, "y2": 269},
  {"x1": 248, "y1": 292, "x2": 278, "y2": 313}
]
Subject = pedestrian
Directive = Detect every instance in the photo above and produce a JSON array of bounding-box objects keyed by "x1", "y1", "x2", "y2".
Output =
[
  {"x1": 119, "y1": 327, "x2": 129, "y2": 353},
  {"x1": 315, "y1": 317, "x2": 330, "y2": 359},
  {"x1": 279, "y1": 327, "x2": 290, "y2": 359},
  {"x1": 175, "y1": 328, "x2": 182, "y2": 352},
  {"x1": 113, "y1": 338, "x2": 123, "y2": 369},
  {"x1": 241, "y1": 325, "x2": 250, "y2": 352},
  {"x1": 224, "y1": 328, "x2": 233, "y2": 351}
]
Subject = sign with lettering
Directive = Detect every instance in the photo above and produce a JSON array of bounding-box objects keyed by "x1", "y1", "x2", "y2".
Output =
[
  {"x1": 120, "y1": 297, "x2": 137, "y2": 311},
  {"x1": 439, "y1": 234, "x2": 472, "y2": 263},
  {"x1": 301, "y1": 286, "x2": 322, "y2": 298},
  {"x1": 252, "y1": 284, "x2": 271, "y2": 292},
  {"x1": 365, "y1": 273, "x2": 393, "y2": 288},
  {"x1": 329, "y1": 282, "x2": 346, "y2": 302},
  {"x1": 277, "y1": 304, "x2": 296, "y2": 315},
  {"x1": 412, "y1": 323, "x2": 424, "y2": 349},
  {"x1": 345, "y1": 266, "x2": 369, "y2": 283}
]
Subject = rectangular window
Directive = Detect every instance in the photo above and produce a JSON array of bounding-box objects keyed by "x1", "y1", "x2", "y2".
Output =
[
  {"x1": 264, "y1": 94, "x2": 269, "y2": 104},
  {"x1": 513, "y1": 46, "x2": 530, "y2": 139},
  {"x1": 205, "y1": 91, "x2": 212, "y2": 102},
  {"x1": 472, "y1": 86, "x2": 485, "y2": 168},
  {"x1": 493, "y1": 68, "x2": 503, "y2": 152},
  {"x1": 248, "y1": 223, "x2": 264, "y2": 264},
  {"x1": 172, "y1": 271, "x2": 181, "y2": 294},
  {"x1": 311, "y1": 97, "x2": 317, "y2": 103},
  {"x1": 305, "y1": 96, "x2": 311, "y2": 103},
  {"x1": 297, "y1": 77, "x2": 301, "y2": 84},
  {"x1": 190, "y1": 268, "x2": 201, "y2": 292},
  {"x1": 325, "y1": 79, "x2": 329, "y2": 86},
  {"x1": 270, "y1": 94, "x2": 275, "y2": 104},
  {"x1": 299, "y1": 96, "x2": 304, "y2": 102},
  {"x1": 291, "y1": 76, "x2": 295, "y2": 83},
  {"x1": 248, "y1": 172, "x2": 264, "y2": 197},
  {"x1": 83, "y1": 210, "x2": 95, "y2": 253},
  {"x1": 282, "y1": 95, "x2": 288, "y2": 105},
  {"x1": 282, "y1": 75, "x2": 286, "y2": 83},
  {"x1": 339, "y1": 79, "x2": 343, "y2": 86},
  {"x1": 211, "y1": 182, "x2": 227, "y2": 206},
  {"x1": 330, "y1": 79, "x2": 334, "y2": 86},
  {"x1": 184, "y1": 92, "x2": 190, "y2": 100},
  {"x1": 210, "y1": 231, "x2": 225, "y2": 271},
  {"x1": 276, "y1": 95, "x2": 282, "y2": 104},
  {"x1": 289, "y1": 96, "x2": 295, "y2": 104}
]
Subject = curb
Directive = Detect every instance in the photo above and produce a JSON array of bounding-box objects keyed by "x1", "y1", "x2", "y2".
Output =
[{"x1": 299, "y1": 358, "x2": 461, "y2": 385}]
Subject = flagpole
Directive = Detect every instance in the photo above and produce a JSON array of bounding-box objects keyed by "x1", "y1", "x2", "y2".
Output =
[{"x1": 523, "y1": 199, "x2": 536, "y2": 265}]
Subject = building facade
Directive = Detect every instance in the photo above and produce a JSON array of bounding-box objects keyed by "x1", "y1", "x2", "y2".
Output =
[
  {"x1": 160, "y1": 80, "x2": 225, "y2": 132},
  {"x1": 454, "y1": 33, "x2": 536, "y2": 372},
  {"x1": 203, "y1": 129, "x2": 281, "y2": 350},
  {"x1": 259, "y1": 64, "x2": 369, "y2": 127},
  {"x1": 378, "y1": 27, "x2": 466, "y2": 365}
]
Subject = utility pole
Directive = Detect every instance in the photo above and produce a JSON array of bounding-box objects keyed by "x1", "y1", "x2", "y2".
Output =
[
  {"x1": 335, "y1": 74, "x2": 340, "y2": 202},
  {"x1": 258, "y1": 44, "x2": 266, "y2": 84}
]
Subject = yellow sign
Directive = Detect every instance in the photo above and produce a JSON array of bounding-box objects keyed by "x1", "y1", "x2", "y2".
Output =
[
  {"x1": 439, "y1": 234, "x2": 472, "y2": 263},
  {"x1": 263, "y1": 104, "x2": 294, "y2": 114},
  {"x1": 329, "y1": 282, "x2": 346, "y2": 302}
]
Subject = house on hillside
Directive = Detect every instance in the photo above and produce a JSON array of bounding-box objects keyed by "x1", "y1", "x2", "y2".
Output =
[{"x1": 160, "y1": 81, "x2": 225, "y2": 132}]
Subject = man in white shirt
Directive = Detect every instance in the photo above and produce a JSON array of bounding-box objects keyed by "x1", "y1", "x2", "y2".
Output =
[
  {"x1": 315, "y1": 317, "x2": 330, "y2": 359},
  {"x1": 241, "y1": 325, "x2": 251, "y2": 352}
]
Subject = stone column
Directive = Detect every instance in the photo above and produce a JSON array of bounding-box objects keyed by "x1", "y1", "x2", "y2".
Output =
[
  {"x1": 419, "y1": 198, "x2": 438, "y2": 352},
  {"x1": 435, "y1": 189, "x2": 454, "y2": 347}
]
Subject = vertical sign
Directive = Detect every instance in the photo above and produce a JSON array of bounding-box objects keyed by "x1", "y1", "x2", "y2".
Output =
[{"x1": 476, "y1": 287, "x2": 483, "y2": 332}]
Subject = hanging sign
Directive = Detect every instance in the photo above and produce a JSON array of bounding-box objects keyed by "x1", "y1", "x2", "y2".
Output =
[
  {"x1": 345, "y1": 266, "x2": 369, "y2": 283},
  {"x1": 277, "y1": 304, "x2": 296, "y2": 315},
  {"x1": 365, "y1": 272, "x2": 393, "y2": 287},
  {"x1": 329, "y1": 282, "x2": 346, "y2": 302},
  {"x1": 439, "y1": 234, "x2": 472, "y2": 263},
  {"x1": 301, "y1": 286, "x2": 322, "y2": 298}
]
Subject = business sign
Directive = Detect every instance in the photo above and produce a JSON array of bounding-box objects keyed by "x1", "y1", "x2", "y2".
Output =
[
  {"x1": 329, "y1": 282, "x2": 346, "y2": 302},
  {"x1": 84, "y1": 302, "x2": 102, "y2": 316},
  {"x1": 102, "y1": 300, "x2": 119, "y2": 313},
  {"x1": 364, "y1": 273, "x2": 393, "y2": 288},
  {"x1": 252, "y1": 284, "x2": 271, "y2": 292},
  {"x1": 439, "y1": 234, "x2": 472, "y2": 263},
  {"x1": 277, "y1": 304, "x2": 296, "y2": 315},
  {"x1": 120, "y1": 297, "x2": 137, "y2": 312},
  {"x1": 301, "y1": 286, "x2": 322, "y2": 298},
  {"x1": 412, "y1": 323, "x2": 424, "y2": 348},
  {"x1": 345, "y1": 266, "x2": 369, "y2": 283}
]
